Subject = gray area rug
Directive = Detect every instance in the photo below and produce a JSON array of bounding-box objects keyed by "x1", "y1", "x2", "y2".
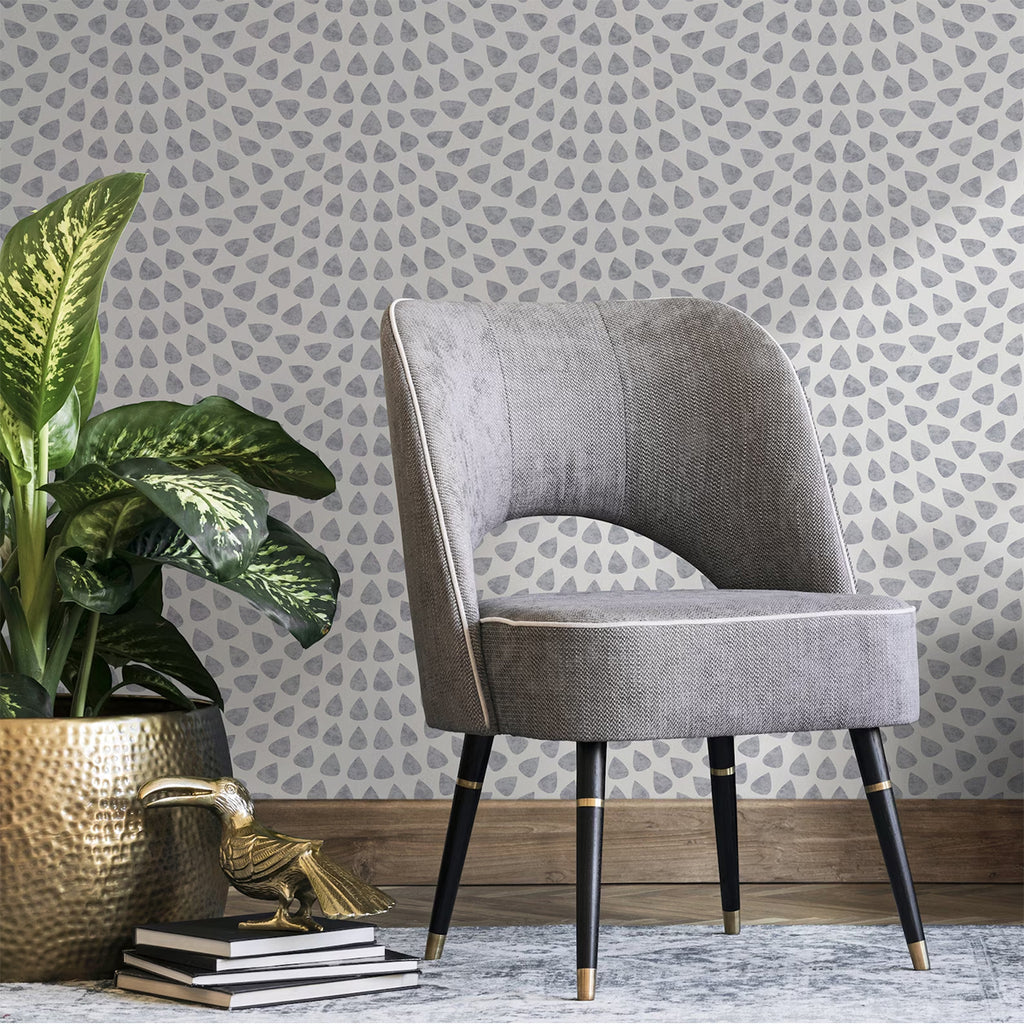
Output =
[{"x1": 1, "y1": 926, "x2": 1020, "y2": 1023}]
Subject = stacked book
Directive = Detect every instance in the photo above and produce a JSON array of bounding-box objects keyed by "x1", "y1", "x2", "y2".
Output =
[{"x1": 116, "y1": 915, "x2": 419, "y2": 1009}]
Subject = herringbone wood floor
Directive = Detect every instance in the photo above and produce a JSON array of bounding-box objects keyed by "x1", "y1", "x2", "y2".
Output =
[{"x1": 227, "y1": 883, "x2": 1023, "y2": 927}]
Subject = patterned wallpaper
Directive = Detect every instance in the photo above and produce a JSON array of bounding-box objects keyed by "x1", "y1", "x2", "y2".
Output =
[{"x1": 1, "y1": 0, "x2": 1020, "y2": 801}]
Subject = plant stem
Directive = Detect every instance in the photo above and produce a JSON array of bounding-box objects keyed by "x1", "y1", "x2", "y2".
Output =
[
  {"x1": 12, "y1": 426, "x2": 49, "y2": 671},
  {"x1": 26, "y1": 533, "x2": 61, "y2": 630},
  {"x1": 39, "y1": 602, "x2": 84, "y2": 699},
  {"x1": 70, "y1": 609, "x2": 100, "y2": 717},
  {"x1": 13, "y1": 484, "x2": 39, "y2": 610}
]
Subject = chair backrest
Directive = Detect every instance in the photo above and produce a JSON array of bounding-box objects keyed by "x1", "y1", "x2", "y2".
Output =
[{"x1": 381, "y1": 298, "x2": 854, "y2": 734}]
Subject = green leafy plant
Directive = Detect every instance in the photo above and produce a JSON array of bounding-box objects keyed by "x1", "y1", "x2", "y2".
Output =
[{"x1": 0, "y1": 173, "x2": 339, "y2": 717}]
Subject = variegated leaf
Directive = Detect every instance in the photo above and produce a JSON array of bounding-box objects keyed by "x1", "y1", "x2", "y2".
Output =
[
  {"x1": 112, "y1": 457, "x2": 268, "y2": 580},
  {"x1": 67, "y1": 396, "x2": 335, "y2": 499},
  {"x1": 0, "y1": 173, "x2": 145, "y2": 430},
  {"x1": 45, "y1": 387, "x2": 81, "y2": 471},
  {"x1": 48, "y1": 462, "x2": 168, "y2": 561},
  {"x1": 44, "y1": 320, "x2": 99, "y2": 471},
  {"x1": 0, "y1": 674, "x2": 52, "y2": 718},
  {"x1": 89, "y1": 605, "x2": 222, "y2": 707},
  {"x1": 45, "y1": 463, "x2": 129, "y2": 515},
  {"x1": 73, "y1": 321, "x2": 102, "y2": 422},
  {"x1": 55, "y1": 548, "x2": 134, "y2": 613},
  {"x1": 129, "y1": 516, "x2": 339, "y2": 647},
  {"x1": 96, "y1": 665, "x2": 196, "y2": 714},
  {"x1": 0, "y1": 394, "x2": 31, "y2": 485},
  {"x1": 62, "y1": 492, "x2": 158, "y2": 559}
]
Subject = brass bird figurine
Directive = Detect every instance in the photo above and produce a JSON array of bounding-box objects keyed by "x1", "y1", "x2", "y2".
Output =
[{"x1": 138, "y1": 776, "x2": 395, "y2": 932}]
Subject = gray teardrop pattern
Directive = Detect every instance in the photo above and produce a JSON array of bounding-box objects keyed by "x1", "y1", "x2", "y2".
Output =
[{"x1": 0, "y1": 0, "x2": 1020, "y2": 800}]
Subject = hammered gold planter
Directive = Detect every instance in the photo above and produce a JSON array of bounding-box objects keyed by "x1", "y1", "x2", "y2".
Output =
[{"x1": 0, "y1": 699, "x2": 231, "y2": 981}]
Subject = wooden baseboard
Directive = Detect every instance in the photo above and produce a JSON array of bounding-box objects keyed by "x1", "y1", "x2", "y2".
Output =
[{"x1": 254, "y1": 798, "x2": 1022, "y2": 885}]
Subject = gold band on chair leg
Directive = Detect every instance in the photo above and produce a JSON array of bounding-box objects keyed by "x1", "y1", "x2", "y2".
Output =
[
  {"x1": 425, "y1": 932, "x2": 446, "y2": 960},
  {"x1": 723, "y1": 910, "x2": 741, "y2": 935},
  {"x1": 577, "y1": 967, "x2": 596, "y2": 1001},
  {"x1": 577, "y1": 797, "x2": 604, "y2": 808},
  {"x1": 456, "y1": 777, "x2": 483, "y2": 790},
  {"x1": 908, "y1": 940, "x2": 930, "y2": 971},
  {"x1": 864, "y1": 780, "x2": 892, "y2": 793},
  {"x1": 710, "y1": 766, "x2": 735, "y2": 777}
]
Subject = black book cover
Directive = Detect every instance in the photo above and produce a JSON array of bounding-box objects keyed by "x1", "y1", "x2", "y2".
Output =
[
  {"x1": 129, "y1": 940, "x2": 387, "y2": 974},
  {"x1": 122, "y1": 948, "x2": 416, "y2": 987},
  {"x1": 133, "y1": 915, "x2": 377, "y2": 957}
]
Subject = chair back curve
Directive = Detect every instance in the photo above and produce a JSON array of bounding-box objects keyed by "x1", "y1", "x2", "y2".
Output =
[{"x1": 380, "y1": 298, "x2": 854, "y2": 734}]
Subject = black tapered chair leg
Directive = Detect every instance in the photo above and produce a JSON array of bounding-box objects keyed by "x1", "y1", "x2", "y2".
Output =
[
  {"x1": 708, "y1": 735, "x2": 740, "y2": 934},
  {"x1": 850, "y1": 727, "x2": 930, "y2": 970},
  {"x1": 424, "y1": 734, "x2": 494, "y2": 960},
  {"x1": 576, "y1": 741, "x2": 606, "y2": 1001}
]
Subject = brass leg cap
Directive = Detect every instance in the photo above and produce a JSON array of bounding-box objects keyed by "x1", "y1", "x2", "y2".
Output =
[
  {"x1": 425, "y1": 932, "x2": 446, "y2": 960},
  {"x1": 577, "y1": 967, "x2": 596, "y2": 1001},
  {"x1": 908, "y1": 940, "x2": 930, "y2": 971},
  {"x1": 723, "y1": 909, "x2": 741, "y2": 935}
]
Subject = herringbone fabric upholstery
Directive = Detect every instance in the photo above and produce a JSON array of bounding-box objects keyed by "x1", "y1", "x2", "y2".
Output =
[
  {"x1": 380, "y1": 298, "x2": 919, "y2": 738},
  {"x1": 479, "y1": 589, "x2": 919, "y2": 741}
]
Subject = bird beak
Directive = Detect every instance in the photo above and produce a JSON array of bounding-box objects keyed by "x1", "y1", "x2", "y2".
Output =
[{"x1": 138, "y1": 776, "x2": 219, "y2": 808}]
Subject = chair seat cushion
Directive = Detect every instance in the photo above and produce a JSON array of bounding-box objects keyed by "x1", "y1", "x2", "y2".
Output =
[{"x1": 478, "y1": 589, "x2": 919, "y2": 741}]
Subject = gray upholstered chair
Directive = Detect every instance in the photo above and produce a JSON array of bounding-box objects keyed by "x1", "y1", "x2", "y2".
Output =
[{"x1": 380, "y1": 298, "x2": 928, "y2": 1000}]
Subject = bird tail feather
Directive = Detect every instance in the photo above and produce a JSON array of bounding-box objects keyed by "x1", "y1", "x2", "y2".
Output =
[{"x1": 300, "y1": 850, "x2": 396, "y2": 918}]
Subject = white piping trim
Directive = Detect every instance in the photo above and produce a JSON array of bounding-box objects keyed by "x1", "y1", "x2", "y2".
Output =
[
  {"x1": 480, "y1": 606, "x2": 915, "y2": 629},
  {"x1": 388, "y1": 299, "x2": 491, "y2": 730}
]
